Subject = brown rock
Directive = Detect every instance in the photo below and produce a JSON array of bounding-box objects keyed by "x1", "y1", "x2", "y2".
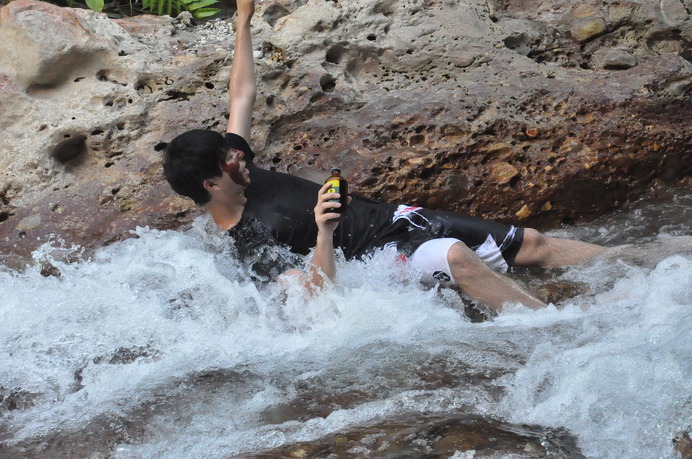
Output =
[
  {"x1": 114, "y1": 14, "x2": 173, "y2": 34},
  {"x1": 0, "y1": 0, "x2": 690, "y2": 266},
  {"x1": 516, "y1": 204, "x2": 532, "y2": 219},
  {"x1": 525, "y1": 127, "x2": 539, "y2": 138},
  {"x1": 674, "y1": 430, "x2": 692, "y2": 458},
  {"x1": 242, "y1": 413, "x2": 584, "y2": 458},
  {"x1": 571, "y1": 5, "x2": 600, "y2": 20},
  {"x1": 492, "y1": 162, "x2": 519, "y2": 184},
  {"x1": 607, "y1": 3, "x2": 632, "y2": 23}
]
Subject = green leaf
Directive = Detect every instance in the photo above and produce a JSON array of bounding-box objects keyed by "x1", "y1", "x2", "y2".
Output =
[
  {"x1": 184, "y1": 0, "x2": 217, "y2": 11},
  {"x1": 85, "y1": 0, "x2": 104, "y2": 11},
  {"x1": 169, "y1": 0, "x2": 181, "y2": 16},
  {"x1": 138, "y1": 0, "x2": 184, "y2": 16},
  {"x1": 192, "y1": 7, "x2": 220, "y2": 18}
]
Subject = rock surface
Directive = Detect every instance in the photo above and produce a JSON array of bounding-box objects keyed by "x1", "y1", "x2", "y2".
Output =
[
  {"x1": 0, "y1": 0, "x2": 690, "y2": 264},
  {"x1": 242, "y1": 413, "x2": 583, "y2": 458}
]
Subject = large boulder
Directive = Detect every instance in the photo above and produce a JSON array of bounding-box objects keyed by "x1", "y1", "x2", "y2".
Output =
[{"x1": 0, "y1": 0, "x2": 690, "y2": 265}]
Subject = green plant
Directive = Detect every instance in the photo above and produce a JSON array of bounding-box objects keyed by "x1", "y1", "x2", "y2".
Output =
[
  {"x1": 140, "y1": 0, "x2": 220, "y2": 18},
  {"x1": 85, "y1": 0, "x2": 104, "y2": 11},
  {"x1": 25, "y1": 0, "x2": 221, "y2": 20},
  {"x1": 179, "y1": 0, "x2": 220, "y2": 18}
]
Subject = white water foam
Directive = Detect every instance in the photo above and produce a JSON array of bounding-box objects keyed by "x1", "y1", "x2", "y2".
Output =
[
  {"x1": 497, "y1": 253, "x2": 692, "y2": 459},
  {"x1": 1, "y1": 209, "x2": 690, "y2": 458}
]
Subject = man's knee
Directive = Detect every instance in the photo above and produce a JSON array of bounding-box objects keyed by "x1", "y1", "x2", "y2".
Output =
[
  {"x1": 447, "y1": 241, "x2": 483, "y2": 274},
  {"x1": 522, "y1": 228, "x2": 549, "y2": 250},
  {"x1": 517, "y1": 228, "x2": 605, "y2": 267},
  {"x1": 515, "y1": 228, "x2": 551, "y2": 266}
]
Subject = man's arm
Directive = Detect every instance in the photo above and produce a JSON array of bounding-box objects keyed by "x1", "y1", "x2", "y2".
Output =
[
  {"x1": 227, "y1": 0, "x2": 256, "y2": 139},
  {"x1": 308, "y1": 182, "x2": 341, "y2": 286},
  {"x1": 279, "y1": 183, "x2": 340, "y2": 292}
]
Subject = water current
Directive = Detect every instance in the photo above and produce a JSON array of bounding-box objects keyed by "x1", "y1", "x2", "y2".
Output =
[{"x1": 1, "y1": 189, "x2": 690, "y2": 458}]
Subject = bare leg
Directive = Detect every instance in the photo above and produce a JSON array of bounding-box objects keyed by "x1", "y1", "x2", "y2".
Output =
[
  {"x1": 582, "y1": 235, "x2": 692, "y2": 269},
  {"x1": 447, "y1": 242, "x2": 546, "y2": 313},
  {"x1": 514, "y1": 228, "x2": 606, "y2": 268}
]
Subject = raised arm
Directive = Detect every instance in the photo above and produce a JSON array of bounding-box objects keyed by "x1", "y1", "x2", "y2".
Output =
[{"x1": 227, "y1": 0, "x2": 256, "y2": 139}]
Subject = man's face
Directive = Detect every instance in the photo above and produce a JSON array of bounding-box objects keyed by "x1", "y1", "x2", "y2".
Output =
[{"x1": 221, "y1": 148, "x2": 250, "y2": 187}]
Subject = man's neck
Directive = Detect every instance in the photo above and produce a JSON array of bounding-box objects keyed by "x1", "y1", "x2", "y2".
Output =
[{"x1": 204, "y1": 194, "x2": 246, "y2": 231}]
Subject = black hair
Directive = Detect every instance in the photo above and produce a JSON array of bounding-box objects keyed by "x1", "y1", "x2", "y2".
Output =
[{"x1": 163, "y1": 129, "x2": 227, "y2": 205}]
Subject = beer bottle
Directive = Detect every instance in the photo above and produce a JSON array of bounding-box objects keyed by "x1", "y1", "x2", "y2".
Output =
[{"x1": 324, "y1": 167, "x2": 349, "y2": 220}]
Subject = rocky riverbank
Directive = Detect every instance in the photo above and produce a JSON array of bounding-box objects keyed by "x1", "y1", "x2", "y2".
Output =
[{"x1": 1, "y1": 0, "x2": 690, "y2": 267}]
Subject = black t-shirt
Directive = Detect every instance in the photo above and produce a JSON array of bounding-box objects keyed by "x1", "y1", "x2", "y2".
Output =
[{"x1": 226, "y1": 132, "x2": 408, "y2": 260}]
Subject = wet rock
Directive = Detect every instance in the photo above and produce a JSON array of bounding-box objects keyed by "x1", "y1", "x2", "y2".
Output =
[
  {"x1": 0, "y1": 385, "x2": 39, "y2": 414},
  {"x1": 39, "y1": 261, "x2": 61, "y2": 277},
  {"x1": 242, "y1": 413, "x2": 584, "y2": 458},
  {"x1": 16, "y1": 213, "x2": 41, "y2": 232},
  {"x1": 92, "y1": 345, "x2": 161, "y2": 365},
  {"x1": 534, "y1": 279, "x2": 590, "y2": 304},
  {"x1": 674, "y1": 430, "x2": 692, "y2": 458},
  {"x1": 260, "y1": 389, "x2": 372, "y2": 425},
  {"x1": 1, "y1": 368, "x2": 265, "y2": 457}
]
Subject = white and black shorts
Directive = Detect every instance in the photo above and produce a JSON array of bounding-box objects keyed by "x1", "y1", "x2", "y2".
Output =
[{"x1": 390, "y1": 205, "x2": 524, "y2": 286}]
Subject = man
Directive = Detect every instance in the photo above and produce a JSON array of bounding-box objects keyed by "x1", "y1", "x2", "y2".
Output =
[{"x1": 163, "y1": 0, "x2": 606, "y2": 312}]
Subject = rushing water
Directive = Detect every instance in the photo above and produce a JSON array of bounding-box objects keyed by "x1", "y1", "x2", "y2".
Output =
[{"x1": 1, "y1": 190, "x2": 690, "y2": 458}]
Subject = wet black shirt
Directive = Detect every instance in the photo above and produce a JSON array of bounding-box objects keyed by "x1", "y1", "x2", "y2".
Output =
[
  {"x1": 225, "y1": 133, "x2": 409, "y2": 260},
  {"x1": 226, "y1": 216, "x2": 305, "y2": 284}
]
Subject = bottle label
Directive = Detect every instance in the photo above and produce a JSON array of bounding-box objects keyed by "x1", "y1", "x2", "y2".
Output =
[{"x1": 326, "y1": 179, "x2": 340, "y2": 195}]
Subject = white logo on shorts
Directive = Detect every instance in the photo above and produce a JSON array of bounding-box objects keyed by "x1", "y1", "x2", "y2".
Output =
[
  {"x1": 432, "y1": 271, "x2": 451, "y2": 282},
  {"x1": 393, "y1": 205, "x2": 428, "y2": 229}
]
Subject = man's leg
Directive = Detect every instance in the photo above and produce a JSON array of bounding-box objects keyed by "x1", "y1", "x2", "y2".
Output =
[
  {"x1": 410, "y1": 238, "x2": 547, "y2": 312},
  {"x1": 414, "y1": 208, "x2": 604, "y2": 270},
  {"x1": 446, "y1": 241, "x2": 546, "y2": 312},
  {"x1": 514, "y1": 228, "x2": 606, "y2": 268}
]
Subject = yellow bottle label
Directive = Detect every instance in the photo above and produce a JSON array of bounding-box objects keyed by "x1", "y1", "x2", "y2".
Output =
[{"x1": 326, "y1": 179, "x2": 340, "y2": 194}]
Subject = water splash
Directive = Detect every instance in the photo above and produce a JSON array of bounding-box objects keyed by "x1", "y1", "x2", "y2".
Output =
[
  {"x1": 497, "y1": 255, "x2": 692, "y2": 458},
  {"x1": 1, "y1": 192, "x2": 690, "y2": 458}
]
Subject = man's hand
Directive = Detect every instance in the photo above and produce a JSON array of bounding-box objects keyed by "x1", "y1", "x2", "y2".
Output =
[
  {"x1": 314, "y1": 182, "x2": 341, "y2": 236},
  {"x1": 236, "y1": 0, "x2": 255, "y2": 18}
]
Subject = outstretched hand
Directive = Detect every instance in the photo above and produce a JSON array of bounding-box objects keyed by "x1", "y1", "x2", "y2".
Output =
[
  {"x1": 236, "y1": 0, "x2": 255, "y2": 18},
  {"x1": 315, "y1": 182, "x2": 342, "y2": 235}
]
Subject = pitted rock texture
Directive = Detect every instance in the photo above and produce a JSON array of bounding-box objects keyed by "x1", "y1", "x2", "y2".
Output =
[{"x1": 0, "y1": 0, "x2": 690, "y2": 264}]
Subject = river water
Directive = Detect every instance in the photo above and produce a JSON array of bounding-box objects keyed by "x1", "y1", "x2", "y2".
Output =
[{"x1": 1, "y1": 189, "x2": 690, "y2": 458}]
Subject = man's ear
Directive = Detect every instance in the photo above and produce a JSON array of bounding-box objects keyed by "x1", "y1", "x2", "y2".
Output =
[{"x1": 203, "y1": 178, "x2": 217, "y2": 191}]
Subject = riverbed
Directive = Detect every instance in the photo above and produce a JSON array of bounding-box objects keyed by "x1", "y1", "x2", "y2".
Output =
[{"x1": 1, "y1": 188, "x2": 690, "y2": 458}]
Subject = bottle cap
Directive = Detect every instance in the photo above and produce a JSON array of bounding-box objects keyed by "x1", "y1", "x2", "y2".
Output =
[{"x1": 331, "y1": 167, "x2": 341, "y2": 174}]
